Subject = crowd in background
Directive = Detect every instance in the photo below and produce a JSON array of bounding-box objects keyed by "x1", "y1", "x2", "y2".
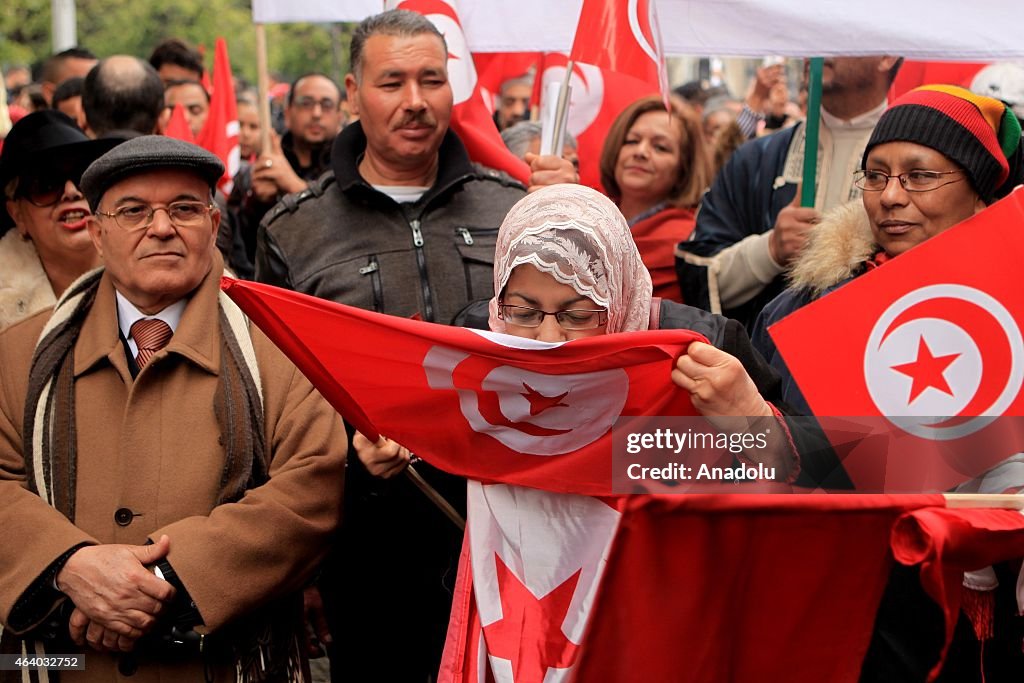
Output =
[{"x1": 4, "y1": 17, "x2": 1024, "y2": 683}]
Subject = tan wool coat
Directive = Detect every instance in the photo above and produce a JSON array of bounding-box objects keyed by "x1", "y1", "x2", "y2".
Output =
[{"x1": 0, "y1": 261, "x2": 347, "y2": 682}]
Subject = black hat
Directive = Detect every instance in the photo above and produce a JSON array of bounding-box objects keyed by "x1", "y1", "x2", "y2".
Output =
[
  {"x1": 0, "y1": 110, "x2": 119, "y2": 230},
  {"x1": 80, "y1": 135, "x2": 224, "y2": 210}
]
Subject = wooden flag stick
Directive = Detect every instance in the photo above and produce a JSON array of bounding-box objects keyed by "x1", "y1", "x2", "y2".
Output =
[
  {"x1": 943, "y1": 493, "x2": 1024, "y2": 509},
  {"x1": 801, "y1": 57, "x2": 824, "y2": 207},
  {"x1": 255, "y1": 23, "x2": 273, "y2": 156},
  {"x1": 406, "y1": 465, "x2": 466, "y2": 531}
]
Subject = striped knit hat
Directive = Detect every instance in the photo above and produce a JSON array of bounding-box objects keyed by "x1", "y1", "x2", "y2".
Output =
[{"x1": 863, "y1": 84, "x2": 1023, "y2": 203}]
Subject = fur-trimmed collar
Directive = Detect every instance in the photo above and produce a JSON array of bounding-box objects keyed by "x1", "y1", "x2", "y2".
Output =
[
  {"x1": 0, "y1": 229, "x2": 55, "y2": 330},
  {"x1": 787, "y1": 201, "x2": 877, "y2": 296}
]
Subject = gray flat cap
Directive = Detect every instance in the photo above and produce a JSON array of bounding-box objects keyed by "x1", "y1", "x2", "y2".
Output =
[{"x1": 81, "y1": 135, "x2": 224, "y2": 209}]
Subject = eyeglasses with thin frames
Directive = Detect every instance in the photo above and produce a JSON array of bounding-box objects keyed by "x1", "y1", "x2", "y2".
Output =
[
  {"x1": 94, "y1": 201, "x2": 216, "y2": 231},
  {"x1": 497, "y1": 303, "x2": 608, "y2": 331},
  {"x1": 853, "y1": 169, "x2": 965, "y2": 193}
]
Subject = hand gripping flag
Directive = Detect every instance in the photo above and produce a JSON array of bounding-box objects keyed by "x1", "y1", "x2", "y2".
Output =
[
  {"x1": 220, "y1": 278, "x2": 703, "y2": 496},
  {"x1": 535, "y1": 53, "x2": 658, "y2": 190},
  {"x1": 769, "y1": 187, "x2": 1024, "y2": 493},
  {"x1": 387, "y1": 0, "x2": 531, "y2": 185},
  {"x1": 537, "y1": 0, "x2": 668, "y2": 189},
  {"x1": 196, "y1": 37, "x2": 240, "y2": 193}
]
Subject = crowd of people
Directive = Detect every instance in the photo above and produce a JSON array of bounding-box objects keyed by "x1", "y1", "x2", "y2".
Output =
[{"x1": 2, "y1": 7, "x2": 1024, "y2": 683}]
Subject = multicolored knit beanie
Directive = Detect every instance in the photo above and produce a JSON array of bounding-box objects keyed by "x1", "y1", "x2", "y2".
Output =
[{"x1": 862, "y1": 84, "x2": 1023, "y2": 203}]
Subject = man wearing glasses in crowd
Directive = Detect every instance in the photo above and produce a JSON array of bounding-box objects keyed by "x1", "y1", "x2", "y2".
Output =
[
  {"x1": 0, "y1": 135, "x2": 346, "y2": 680},
  {"x1": 221, "y1": 73, "x2": 344, "y2": 279}
]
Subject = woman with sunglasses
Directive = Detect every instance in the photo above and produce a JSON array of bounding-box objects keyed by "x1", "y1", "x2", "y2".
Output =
[{"x1": 0, "y1": 111, "x2": 116, "y2": 329}]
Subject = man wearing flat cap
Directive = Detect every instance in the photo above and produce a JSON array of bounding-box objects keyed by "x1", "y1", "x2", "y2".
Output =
[{"x1": 0, "y1": 136, "x2": 347, "y2": 682}]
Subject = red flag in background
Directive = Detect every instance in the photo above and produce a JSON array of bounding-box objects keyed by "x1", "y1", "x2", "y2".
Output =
[
  {"x1": 388, "y1": 0, "x2": 531, "y2": 185},
  {"x1": 535, "y1": 0, "x2": 668, "y2": 190},
  {"x1": 889, "y1": 60, "x2": 988, "y2": 100},
  {"x1": 196, "y1": 37, "x2": 240, "y2": 193},
  {"x1": 769, "y1": 188, "x2": 1024, "y2": 493},
  {"x1": 220, "y1": 277, "x2": 703, "y2": 496},
  {"x1": 568, "y1": 0, "x2": 668, "y2": 98},
  {"x1": 536, "y1": 53, "x2": 657, "y2": 190},
  {"x1": 473, "y1": 52, "x2": 542, "y2": 115},
  {"x1": 163, "y1": 103, "x2": 196, "y2": 144}
]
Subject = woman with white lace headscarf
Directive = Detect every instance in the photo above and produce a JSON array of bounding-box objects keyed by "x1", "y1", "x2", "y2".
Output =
[{"x1": 356, "y1": 183, "x2": 800, "y2": 480}]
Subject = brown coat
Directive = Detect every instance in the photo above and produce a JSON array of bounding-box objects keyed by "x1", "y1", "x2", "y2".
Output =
[{"x1": 0, "y1": 261, "x2": 347, "y2": 681}]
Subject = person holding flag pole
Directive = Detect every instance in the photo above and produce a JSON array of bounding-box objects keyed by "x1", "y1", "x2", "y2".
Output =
[
  {"x1": 354, "y1": 183, "x2": 809, "y2": 681},
  {"x1": 678, "y1": 56, "x2": 903, "y2": 330}
]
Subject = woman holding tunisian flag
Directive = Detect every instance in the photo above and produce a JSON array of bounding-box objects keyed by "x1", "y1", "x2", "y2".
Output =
[
  {"x1": 754, "y1": 86, "x2": 1024, "y2": 680},
  {"x1": 352, "y1": 183, "x2": 804, "y2": 680}
]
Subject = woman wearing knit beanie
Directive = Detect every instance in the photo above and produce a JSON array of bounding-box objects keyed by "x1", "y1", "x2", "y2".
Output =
[
  {"x1": 752, "y1": 85, "x2": 1024, "y2": 682},
  {"x1": 754, "y1": 84, "x2": 1023, "y2": 413}
]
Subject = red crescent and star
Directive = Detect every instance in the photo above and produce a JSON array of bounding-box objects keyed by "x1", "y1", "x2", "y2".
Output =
[{"x1": 890, "y1": 336, "x2": 961, "y2": 404}]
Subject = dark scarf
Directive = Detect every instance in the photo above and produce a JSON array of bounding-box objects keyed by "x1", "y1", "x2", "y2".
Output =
[{"x1": 3, "y1": 269, "x2": 303, "y2": 683}]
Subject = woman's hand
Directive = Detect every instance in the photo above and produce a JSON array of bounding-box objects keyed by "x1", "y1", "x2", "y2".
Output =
[
  {"x1": 672, "y1": 342, "x2": 796, "y2": 481},
  {"x1": 353, "y1": 431, "x2": 413, "y2": 479},
  {"x1": 671, "y1": 341, "x2": 773, "y2": 418}
]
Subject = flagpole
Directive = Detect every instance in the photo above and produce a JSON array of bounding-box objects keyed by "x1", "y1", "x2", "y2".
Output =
[
  {"x1": 255, "y1": 22, "x2": 273, "y2": 156},
  {"x1": 801, "y1": 57, "x2": 824, "y2": 207},
  {"x1": 943, "y1": 493, "x2": 1024, "y2": 509},
  {"x1": 406, "y1": 465, "x2": 466, "y2": 530},
  {"x1": 544, "y1": 59, "x2": 573, "y2": 156}
]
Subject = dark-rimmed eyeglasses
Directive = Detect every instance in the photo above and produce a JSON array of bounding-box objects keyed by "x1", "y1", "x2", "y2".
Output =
[
  {"x1": 16, "y1": 175, "x2": 79, "y2": 207},
  {"x1": 95, "y1": 201, "x2": 216, "y2": 231},
  {"x1": 497, "y1": 303, "x2": 608, "y2": 330},
  {"x1": 853, "y1": 169, "x2": 965, "y2": 193}
]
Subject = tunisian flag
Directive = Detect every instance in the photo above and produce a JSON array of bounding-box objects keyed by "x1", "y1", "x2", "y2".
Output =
[
  {"x1": 387, "y1": 0, "x2": 531, "y2": 185},
  {"x1": 221, "y1": 277, "x2": 702, "y2": 495},
  {"x1": 539, "y1": 0, "x2": 668, "y2": 189},
  {"x1": 196, "y1": 37, "x2": 239, "y2": 193},
  {"x1": 769, "y1": 187, "x2": 1024, "y2": 494}
]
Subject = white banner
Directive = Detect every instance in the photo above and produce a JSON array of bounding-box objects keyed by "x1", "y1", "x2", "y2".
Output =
[{"x1": 251, "y1": 0, "x2": 1024, "y2": 59}]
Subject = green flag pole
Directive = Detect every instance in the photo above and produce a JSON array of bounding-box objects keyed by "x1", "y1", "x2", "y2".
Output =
[{"x1": 801, "y1": 57, "x2": 824, "y2": 208}]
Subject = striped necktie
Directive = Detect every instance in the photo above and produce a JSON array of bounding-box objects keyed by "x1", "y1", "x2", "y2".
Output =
[{"x1": 130, "y1": 318, "x2": 173, "y2": 369}]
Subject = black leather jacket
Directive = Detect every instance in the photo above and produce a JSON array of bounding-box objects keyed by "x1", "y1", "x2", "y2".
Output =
[{"x1": 255, "y1": 122, "x2": 525, "y2": 324}]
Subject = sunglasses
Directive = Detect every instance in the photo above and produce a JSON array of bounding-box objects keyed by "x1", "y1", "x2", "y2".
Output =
[{"x1": 17, "y1": 173, "x2": 81, "y2": 207}]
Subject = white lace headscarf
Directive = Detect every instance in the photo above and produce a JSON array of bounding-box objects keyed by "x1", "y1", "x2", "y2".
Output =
[{"x1": 488, "y1": 184, "x2": 653, "y2": 334}]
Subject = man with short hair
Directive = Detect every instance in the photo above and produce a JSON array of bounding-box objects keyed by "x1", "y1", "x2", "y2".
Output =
[
  {"x1": 678, "y1": 56, "x2": 902, "y2": 329},
  {"x1": 501, "y1": 119, "x2": 579, "y2": 171},
  {"x1": 163, "y1": 80, "x2": 210, "y2": 139},
  {"x1": 148, "y1": 38, "x2": 204, "y2": 85},
  {"x1": 82, "y1": 56, "x2": 166, "y2": 138},
  {"x1": 51, "y1": 76, "x2": 85, "y2": 129},
  {"x1": 40, "y1": 47, "x2": 97, "y2": 106},
  {"x1": 255, "y1": 10, "x2": 575, "y2": 681},
  {"x1": 493, "y1": 74, "x2": 532, "y2": 131},
  {"x1": 219, "y1": 73, "x2": 343, "y2": 279},
  {"x1": 0, "y1": 135, "x2": 346, "y2": 680}
]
